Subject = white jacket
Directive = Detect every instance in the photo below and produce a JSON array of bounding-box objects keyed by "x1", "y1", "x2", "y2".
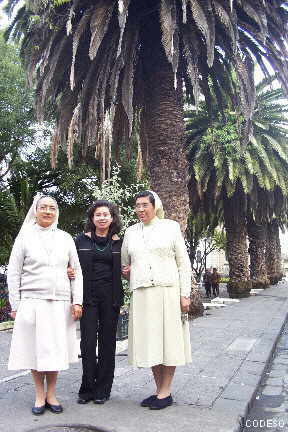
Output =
[
  {"x1": 121, "y1": 217, "x2": 192, "y2": 297},
  {"x1": 8, "y1": 225, "x2": 83, "y2": 311}
]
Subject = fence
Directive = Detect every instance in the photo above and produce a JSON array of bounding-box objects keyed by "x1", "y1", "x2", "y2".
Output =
[
  {"x1": 116, "y1": 309, "x2": 129, "y2": 340},
  {"x1": 0, "y1": 274, "x2": 11, "y2": 323}
]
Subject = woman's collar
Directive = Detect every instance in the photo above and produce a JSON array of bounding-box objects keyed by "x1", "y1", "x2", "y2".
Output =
[
  {"x1": 35, "y1": 222, "x2": 56, "y2": 231},
  {"x1": 142, "y1": 216, "x2": 159, "y2": 227}
]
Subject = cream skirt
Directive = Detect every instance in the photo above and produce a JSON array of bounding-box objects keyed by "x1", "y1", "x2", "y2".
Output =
[
  {"x1": 128, "y1": 285, "x2": 192, "y2": 367},
  {"x1": 8, "y1": 298, "x2": 79, "y2": 371}
]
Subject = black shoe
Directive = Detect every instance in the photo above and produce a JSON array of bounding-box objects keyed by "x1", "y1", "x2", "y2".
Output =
[
  {"x1": 149, "y1": 395, "x2": 173, "y2": 410},
  {"x1": 77, "y1": 397, "x2": 93, "y2": 404},
  {"x1": 45, "y1": 400, "x2": 63, "y2": 413},
  {"x1": 32, "y1": 405, "x2": 45, "y2": 415},
  {"x1": 93, "y1": 396, "x2": 109, "y2": 404},
  {"x1": 140, "y1": 395, "x2": 157, "y2": 407}
]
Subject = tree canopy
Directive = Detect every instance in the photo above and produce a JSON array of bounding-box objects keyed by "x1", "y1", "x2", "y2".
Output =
[{"x1": 4, "y1": 1, "x2": 288, "y2": 176}]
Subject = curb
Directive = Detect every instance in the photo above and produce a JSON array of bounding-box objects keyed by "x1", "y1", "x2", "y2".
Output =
[
  {"x1": 232, "y1": 310, "x2": 288, "y2": 431},
  {"x1": 0, "y1": 321, "x2": 13, "y2": 331}
]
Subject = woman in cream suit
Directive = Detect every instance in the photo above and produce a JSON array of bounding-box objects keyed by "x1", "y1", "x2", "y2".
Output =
[{"x1": 121, "y1": 190, "x2": 192, "y2": 410}]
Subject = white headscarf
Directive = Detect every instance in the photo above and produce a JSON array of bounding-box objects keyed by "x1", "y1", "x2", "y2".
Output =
[
  {"x1": 18, "y1": 194, "x2": 59, "y2": 236},
  {"x1": 148, "y1": 190, "x2": 165, "y2": 219}
]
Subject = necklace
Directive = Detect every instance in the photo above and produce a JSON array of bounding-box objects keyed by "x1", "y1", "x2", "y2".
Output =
[
  {"x1": 94, "y1": 242, "x2": 110, "y2": 252},
  {"x1": 94, "y1": 234, "x2": 110, "y2": 252}
]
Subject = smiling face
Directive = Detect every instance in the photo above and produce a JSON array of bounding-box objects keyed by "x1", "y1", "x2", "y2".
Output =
[
  {"x1": 135, "y1": 196, "x2": 156, "y2": 224},
  {"x1": 36, "y1": 197, "x2": 58, "y2": 228},
  {"x1": 93, "y1": 206, "x2": 113, "y2": 235}
]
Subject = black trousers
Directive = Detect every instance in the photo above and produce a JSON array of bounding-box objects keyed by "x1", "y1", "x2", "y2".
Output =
[
  {"x1": 204, "y1": 283, "x2": 211, "y2": 298},
  {"x1": 212, "y1": 283, "x2": 219, "y2": 297},
  {"x1": 79, "y1": 294, "x2": 120, "y2": 399}
]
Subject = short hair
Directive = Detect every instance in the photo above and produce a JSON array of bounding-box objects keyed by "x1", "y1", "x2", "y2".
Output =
[
  {"x1": 85, "y1": 200, "x2": 122, "y2": 235},
  {"x1": 36, "y1": 195, "x2": 58, "y2": 209},
  {"x1": 134, "y1": 190, "x2": 155, "y2": 207}
]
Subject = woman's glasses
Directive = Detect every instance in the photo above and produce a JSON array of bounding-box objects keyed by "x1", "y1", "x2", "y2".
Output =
[
  {"x1": 135, "y1": 203, "x2": 151, "y2": 210},
  {"x1": 38, "y1": 206, "x2": 57, "y2": 213}
]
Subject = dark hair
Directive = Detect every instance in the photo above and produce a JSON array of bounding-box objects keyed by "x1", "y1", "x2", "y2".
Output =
[
  {"x1": 134, "y1": 190, "x2": 155, "y2": 207},
  {"x1": 85, "y1": 200, "x2": 122, "y2": 235}
]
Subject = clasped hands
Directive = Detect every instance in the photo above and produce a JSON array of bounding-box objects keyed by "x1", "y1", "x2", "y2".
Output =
[{"x1": 121, "y1": 265, "x2": 190, "y2": 313}]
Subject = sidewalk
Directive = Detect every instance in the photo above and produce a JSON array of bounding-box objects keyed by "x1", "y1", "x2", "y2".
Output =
[{"x1": 0, "y1": 282, "x2": 288, "y2": 432}]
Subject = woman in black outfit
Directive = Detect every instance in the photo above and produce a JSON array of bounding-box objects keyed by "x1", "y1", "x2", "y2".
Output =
[{"x1": 74, "y1": 200, "x2": 123, "y2": 405}]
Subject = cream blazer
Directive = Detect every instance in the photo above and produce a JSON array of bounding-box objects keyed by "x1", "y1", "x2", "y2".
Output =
[
  {"x1": 8, "y1": 225, "x2": 83, "y2": 311},
  {"x1": 121, "y1": 217, "x2": 192, "y2": 297}
]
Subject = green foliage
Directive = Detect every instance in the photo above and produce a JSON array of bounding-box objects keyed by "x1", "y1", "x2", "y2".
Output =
[
  {"x1": 186, "y1": 211, "x2": 226, "y2": 281},
  {"x1": 0, "y1": 144, "x2": 148, "y2": 265},
  {"x1": 92, "y1": 163, "x2": 148, "y2": 234},
  {"x1": 51, "y1": 0, "x2": 71, "y2": 5},
  {"x1": 187, "y1": 74, "x2": 288, "y2": 226},
  {"x1": 0, "y1": 298, "x2": 7, "y2": 309},
  {"x1": 0, "y1": 32, "x2": 35, "y2": 180}
]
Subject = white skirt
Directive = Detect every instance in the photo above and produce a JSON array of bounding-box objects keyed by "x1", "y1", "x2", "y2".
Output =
[
  {"x1": 128, "y1": 285, "x2": 192, "y2": 367},
  {"x1": 8, "y1": 298, "x2": 79, "y2": 371}
]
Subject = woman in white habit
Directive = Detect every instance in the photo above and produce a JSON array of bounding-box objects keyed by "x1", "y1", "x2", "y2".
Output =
[
  {"x1": 7, "y1": 195, "x2": 83, "y2": 415},
  {"x1": 121, "y1": 190, "x2": 193, "y2": 410}
]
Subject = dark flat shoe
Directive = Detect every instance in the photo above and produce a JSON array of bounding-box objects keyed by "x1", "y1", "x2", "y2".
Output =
[
  {"x1": 32, "y1": 405, "x2": 45, "y2": 415},
  {"x1": 77, "y1": 397, "x2": 93, "y2": 404},
  {"x1": 149, "y1": 395, "x2": 173, "y2": 410},
  {"x1": 93, "y1": 396, "x2": 109, "y2": 404},
  {"x1": 45, "y1": 400, "x2": 63, "y2": 413},
  {"x1": 140, "y1": 395, "x2": 157, "y2": 407}
]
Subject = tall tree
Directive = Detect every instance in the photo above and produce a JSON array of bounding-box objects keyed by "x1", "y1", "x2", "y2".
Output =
[
  {"x1": 186, "y1": 76, "x2": 288, "y2": 296},
  {"x1": 4, "y1": 0, "x2": 288, "y2": 232},
  {"x1": 246, "y1": 76, "x2": 288, "y2": 287}
]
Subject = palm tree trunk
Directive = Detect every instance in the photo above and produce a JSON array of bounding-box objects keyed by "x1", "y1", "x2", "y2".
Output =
[
  {"x1": 247, "y1": 217, "x2": 269, "y2": 289},
  {"x1": 224, "y1": 188, "x2": 251, "y2": 298},
  {"x1": 139, "y1": 15, "x2": 202, "y2": 318},
  {"x1": 140, "y1": 16, "x2": 189, "y2": 233},
  {"x1": 266, "y1": 221, "x2": 283, "y2": 284}
]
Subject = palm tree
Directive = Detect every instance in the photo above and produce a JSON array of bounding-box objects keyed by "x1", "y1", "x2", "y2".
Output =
[
  {"x1": 246, "y1": 76, "x2": 288, "y2": 287},
  {"x1": 4, "y1": 0, "x2": 288, "y2": 233},
  {"x1": 186, "y1": 75, "x2": 288, "y2": 297},
  {"x1": 0, "y1": 176, "x2": 32, "y2": 265}
]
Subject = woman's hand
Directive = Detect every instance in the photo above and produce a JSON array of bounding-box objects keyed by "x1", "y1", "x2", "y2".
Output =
[
  {"x1": 10, "y1": 311, "x2": 17, "y2": 320},
  {"x1": 122, "y1": 265, "x2": 131, "y2": 280},
  {"x1": 180, "y1": 296, "x2": 190, "y2": 313},
  {"x1": 72, "y1": 304, "x2": 82, "y2": 320},
  {"x1": 67, "y1": 266, "x2": 76, "y2": 280}
]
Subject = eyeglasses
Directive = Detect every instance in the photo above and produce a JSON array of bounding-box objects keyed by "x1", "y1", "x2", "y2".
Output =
[
  {"x1": 135, "y1": 203, "x2": 151, "y2": 210},
  {"x1": 38, "y1": 206, "x2": 57, "y2": 213}
]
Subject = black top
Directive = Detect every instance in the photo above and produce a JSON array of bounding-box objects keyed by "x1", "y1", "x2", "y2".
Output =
[
  {"x1": 75, "y1": 232, "x2": 124, "y2": 307},
  {"x1": 91, "y1": 235, "x2": 113, "y2": 283}
]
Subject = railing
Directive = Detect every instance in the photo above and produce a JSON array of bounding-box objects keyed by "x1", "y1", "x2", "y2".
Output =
[
  {"x1": 0, "y1": 275, "x2": 11, "y2": 323},
  {"x1": 116, "y1": 308, "x2": 129, "y2": 341}
]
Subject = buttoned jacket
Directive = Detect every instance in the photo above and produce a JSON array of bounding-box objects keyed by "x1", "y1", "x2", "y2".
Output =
[
  {"x1": 121, "y1": 218, "x2": 192, "y2": 297},
  {"x1": 8, "y1": 226, "x2": 83, "y2": 311}
]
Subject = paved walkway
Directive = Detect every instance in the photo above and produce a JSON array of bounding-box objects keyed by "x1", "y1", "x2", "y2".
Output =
[
  {"x1": 0, "y1": 282, "x2": 288, "y2": 432},
  {"x1": 244, "y1": 321, "x2": 288, "y2": 431}
]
